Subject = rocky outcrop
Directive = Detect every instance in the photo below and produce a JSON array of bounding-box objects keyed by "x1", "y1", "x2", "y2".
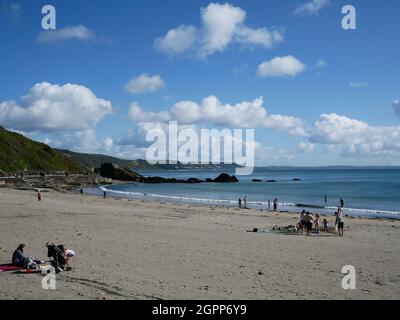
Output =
[
  {"x1": 98, "y1": 163, "x2": 239, "y2": 184},
  {"x1": 99, "y1": 163, "x2": 142, "y2": 181},
  {"x1": 213, "y1": 173, "x2": 238, "y2": 183},
  {"x1": 252, "y1": 179, "x2": 262, "y2": 182}
]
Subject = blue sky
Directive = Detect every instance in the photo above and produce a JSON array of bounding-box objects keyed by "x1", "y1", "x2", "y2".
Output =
[{"x1": 0, "y1": 0, "x2": 399, "y2": 166}]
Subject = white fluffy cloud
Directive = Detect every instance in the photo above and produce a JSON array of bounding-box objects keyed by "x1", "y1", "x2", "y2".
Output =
[
  {"x1": 125, "y1": 73, "x2": 165, "y2": 94},
  {"x1": 298, "y1": 142, "x2": 315, "y2": 153},
  {"x1": 155, "y1": 2, "x2": 283, "y2": 58},
  {"x1": 154, "y1": 25, "x2": 197, "y2": 55},
  {"x1": 128, "y1": 96, "x2": 304, "y2": 134},
  {"x1": 129, "y1": 102, "x2": 170, "y2": 122},
  {"x1": 257, "y1": 56, "x2": 306, "y2": 78},
  {"x1": 307, "y1": 113, "x2": 400, "y2": 157},
  {"x1": 38, "y1": 25, "x2": 97, "y2": 43},
  {"x1": 0, "y1": 82, "x2": 112, "y2": 132},
  {"x1": 294, "y1": 0, "x2": 330, "y2": 16},
  {"x1": 393, "y1": 100, "x2": 400, "y2": 118}
]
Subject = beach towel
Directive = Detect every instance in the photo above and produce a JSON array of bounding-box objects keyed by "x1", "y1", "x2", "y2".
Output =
[
  {"x1": 0, "y1": 263, "x2": 40, "y2": 273},
  {"x1": 0, "y1": 264, "x2": 26, "y2": 272}
]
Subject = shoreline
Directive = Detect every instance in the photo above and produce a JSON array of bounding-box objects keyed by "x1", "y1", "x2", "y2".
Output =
[{"x1": 84, "y1": 183, "x2": 400, "y2": 222}]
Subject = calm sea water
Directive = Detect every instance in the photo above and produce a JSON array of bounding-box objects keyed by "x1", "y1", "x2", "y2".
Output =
[{"x1": 85, "y1": 168, "x2": 400, "y2": 219}]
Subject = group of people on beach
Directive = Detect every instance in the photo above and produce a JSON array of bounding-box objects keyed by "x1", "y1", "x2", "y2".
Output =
[
  {"x1": 238, "y1": 197, "x2": 279, "y2": 211},
  {"x1": 297, "y1": 208, "x2": 345, "y2": 236}
]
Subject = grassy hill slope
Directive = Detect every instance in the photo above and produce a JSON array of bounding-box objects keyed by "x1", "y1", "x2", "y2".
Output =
[{"x1": 0, "y1": 126, "x2": 84, "y2": 174}]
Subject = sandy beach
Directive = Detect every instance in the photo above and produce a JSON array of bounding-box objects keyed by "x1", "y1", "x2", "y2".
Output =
[{"x1": 0, "y1": 188, "x2": 399, "y2": 300}]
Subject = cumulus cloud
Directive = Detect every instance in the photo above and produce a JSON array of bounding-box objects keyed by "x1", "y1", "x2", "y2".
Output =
[
  {"x1": 125, "y1": 73, "x2": 165, "y2": 94},
  {"x1": 154, "y1": 25, "x2": 197, "y2": 55},
  {"x1": 38, "y1": 25, "x2": 97, "y2": 43},
  {"x1": 394, "y1": 100, "x2": 400, "y2": 118},
  {"x1": 128, "y1": 96, "x2": 305, "y2": 134},
  {"x1": 0, "y1": 82, "x2": 112, "y2": 132},
  {"x1": 2, "y1": 2, "x2": 21, "y2": 22},
  {"x1": 294, "y1": 0, "x2": 330, "y2": 16},
  {"x1": 257, "y1": 56, "x2": 306, "y2": 78},
  {"x1": 129, "y1": 102, "x2": 170, "y2": 122},
  {"x1": 155, "y1": 2, "x2": 284, "y2": 58},
  {"x1": 307, "y1": 113, "x2": 400, "y2": 157},
  {"x1": 298, "y1": 142, "x2": 315, "y2": 153}
]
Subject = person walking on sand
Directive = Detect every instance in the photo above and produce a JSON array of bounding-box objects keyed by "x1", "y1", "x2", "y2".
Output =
[
  {"x1": 37, "y1": 190, "x2": 41, "y2": 202},
  {"x1": 243, "y1": 196, "x2": 248, "y2": 208},
  {"x1": 273, "y1": 198, "x2": 278, "y2": 211},
  {"x1": 336, "y1": 211, "x2": 345, "y2": 236},
  {"x1": 298, "y1": 210, "x2": 306, "y2": 232},
  {"x1": 238, "y1": 198, "x2": 242, "y2": 208},
  {"x1": 304, "y1": 211, "x2": 314, "y2": 236}
]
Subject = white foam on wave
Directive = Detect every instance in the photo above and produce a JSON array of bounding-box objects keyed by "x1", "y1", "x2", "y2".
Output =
[{"x1": 99, "y1": 186, "x2": 400, "y2": 218}]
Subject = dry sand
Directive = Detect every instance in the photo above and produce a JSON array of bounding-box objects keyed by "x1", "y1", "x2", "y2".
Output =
[{"x1": 0, "y1": 188, "x2": 399, "y2": 300}]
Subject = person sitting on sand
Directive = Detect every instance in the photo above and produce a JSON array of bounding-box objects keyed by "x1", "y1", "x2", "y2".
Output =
[
  {"x1": 304, "y1": 212, "x2": 314, "y2": 236},
  {"x1": 322, "y1": 218, "x2": 329, "y2": 232},
  {"x1": 336, "y1": 212, "x2": 345, "y2": 236},
  {"x1": 12, "y1": 244, "x2": 42, "y2": 269},
  {"x1": 314, "y1": 214, "x2": 320, "y2": 233}
]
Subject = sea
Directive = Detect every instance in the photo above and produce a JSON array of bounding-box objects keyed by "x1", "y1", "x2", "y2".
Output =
[{"x1": 84, "y1": 168, "x2": 400, "y2": 220}]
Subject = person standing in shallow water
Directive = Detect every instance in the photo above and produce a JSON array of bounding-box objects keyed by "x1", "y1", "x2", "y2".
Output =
[
  {"x1": 103, "y1": 191, "x2": 106, "y2": 199},
  {"x1": 243, "y1": 196, "x2": 248, "y2": 208},
  {"x1": 340, "y1": 197, "x2": 344, "y2": 208},
  {"x1": 238, "y1": 198, "x2": 242, "y2": 208},
  {"x1": 273, "y1": 198, "x2": 278, "y2": 211}
]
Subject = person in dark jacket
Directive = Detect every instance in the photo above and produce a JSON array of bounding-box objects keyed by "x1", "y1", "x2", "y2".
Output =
[{"x1": 12, "y1": 244, "x2": 42, "y2": 268}]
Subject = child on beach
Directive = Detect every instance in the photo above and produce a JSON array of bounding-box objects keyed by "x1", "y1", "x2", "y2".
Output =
[
  {"x1": 323, "y1": 218, "x2": 329, "y2": 232},
  {"x1": 314, "y1": 214, "x2": 320, "y2": 233}
]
